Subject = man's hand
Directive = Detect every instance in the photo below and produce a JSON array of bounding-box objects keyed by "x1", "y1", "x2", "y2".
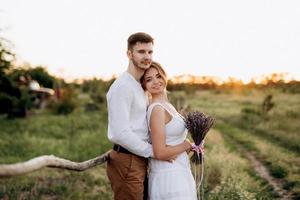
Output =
[{"x1": 168, "y1": 154, "x2": 178, "y2": 163}]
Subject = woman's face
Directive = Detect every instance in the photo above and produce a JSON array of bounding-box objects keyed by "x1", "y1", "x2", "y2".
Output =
[{"x1": 143, "y1": 67, "x2": 166, "y2": 95}]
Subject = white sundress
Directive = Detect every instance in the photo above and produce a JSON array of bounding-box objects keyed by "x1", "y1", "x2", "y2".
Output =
[{"x1": 147, "y1": 102, "x2": 197, "y2": 200}]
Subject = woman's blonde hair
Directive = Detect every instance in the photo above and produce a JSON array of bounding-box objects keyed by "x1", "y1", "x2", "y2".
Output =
[{"x1": 140, "y1": 61, "x2": 167, "y2": 90}]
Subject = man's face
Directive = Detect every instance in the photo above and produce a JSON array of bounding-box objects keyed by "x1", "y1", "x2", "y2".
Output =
[{"x1": 128, "y1": 42, "x2": 153, "y2": 70}]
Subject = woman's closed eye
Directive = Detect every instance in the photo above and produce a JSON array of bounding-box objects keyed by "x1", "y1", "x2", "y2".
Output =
[
  {"x1": 156, "y1": 74, "x2": 162, "y2": 79},
  {"x1": 146, "y1": 78, "x2": 152, "y2": 82}
]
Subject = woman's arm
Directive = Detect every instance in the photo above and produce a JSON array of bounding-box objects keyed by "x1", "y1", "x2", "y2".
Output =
[{"x1": 150, "y1": 105, "x2": 191, "y2": 160}]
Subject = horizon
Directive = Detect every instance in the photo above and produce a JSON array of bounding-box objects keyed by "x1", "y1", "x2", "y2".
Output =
[{"x1": 49, "y1": 70, "x2": 295, "y2": 85}]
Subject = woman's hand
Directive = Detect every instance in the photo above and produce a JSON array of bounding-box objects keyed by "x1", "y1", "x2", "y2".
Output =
[
  {"x1": 168, "y1": 140, "x2": 192, "y2": 162},
  {"x1": 184, "y1": 139, "x2": 193, "y2": 154}
]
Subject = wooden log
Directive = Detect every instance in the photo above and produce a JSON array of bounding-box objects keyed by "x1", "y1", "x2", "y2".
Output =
[{"x1": 0, "y1": 150, "x2": 111, "y2": 178}]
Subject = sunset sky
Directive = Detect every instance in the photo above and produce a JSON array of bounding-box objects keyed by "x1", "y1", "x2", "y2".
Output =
[{"x1": 1, "y1": 0, "x2": 299, "y2": 82}]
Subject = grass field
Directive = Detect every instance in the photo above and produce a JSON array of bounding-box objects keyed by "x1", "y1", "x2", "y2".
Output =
[
  {"x1": 0, "y1": 88, "x2": 299, "y2": 199},
  {"x1": 183, "y1": 89, "x2": 300, "y2": 199}
]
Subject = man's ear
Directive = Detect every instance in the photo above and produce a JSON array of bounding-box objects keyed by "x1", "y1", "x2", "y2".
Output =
[{"x1": 127, "y1": 50, "x2": 132, "y2": 59}]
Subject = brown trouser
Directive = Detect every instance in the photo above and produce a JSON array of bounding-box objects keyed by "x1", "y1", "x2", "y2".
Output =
[{"x1": 107, "y1": 150, "x2": 148, "y2": 200}]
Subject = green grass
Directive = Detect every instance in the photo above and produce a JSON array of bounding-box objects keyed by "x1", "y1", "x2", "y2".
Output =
[
  {"x1": 1, "y1": 88, "x2": 299, "y2": 199},
  {"x1": 182, "y1": 89, "x2": 300, "y2": 198},
  {"x1": 0, "y1": 166, "x2": 112, "y2": 199},
  {"x1": 216, "y1": 121, "x2": 300, "y2": 197},
  {"x1": 183, "y1": 89, "x2": 300, "y2": 152},
  {"x1": 0, "y1": 102, "x2": 113, "y2": 199},
  {"x1": 0, "y1": 108, "x2": 110, "y2": 162},
  {"x1": 204, "y1": 130, "x2": 276, "y2": 199}
]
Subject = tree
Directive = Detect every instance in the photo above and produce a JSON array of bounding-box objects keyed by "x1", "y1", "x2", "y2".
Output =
[
  {"x1": 0, "y1": 35, "x2": 30, "y2": 118},
  {"x1": 0, "y1": 36, "x2": 14, "y2": 72},
  {"x1": 9, "y1": 64, "x2": 56, "y2": 88}
]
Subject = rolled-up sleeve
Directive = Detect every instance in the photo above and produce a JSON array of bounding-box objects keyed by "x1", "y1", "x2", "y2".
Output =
[{"x1": 107, "y1": 84, "x2": 153, "y2": 158}]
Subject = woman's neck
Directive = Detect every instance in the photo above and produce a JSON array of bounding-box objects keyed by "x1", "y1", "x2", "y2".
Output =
[{"x1": 151, "y1": 94, "x2": 168, "y2": 103}]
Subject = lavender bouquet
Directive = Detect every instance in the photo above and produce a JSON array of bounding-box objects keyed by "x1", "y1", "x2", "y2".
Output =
[
  {"x1": 183, "y1": 111, "x2": 215, "y2": 164},
  {"x1": 183, "y1": 111, "x2": 215, "y2": 199}
]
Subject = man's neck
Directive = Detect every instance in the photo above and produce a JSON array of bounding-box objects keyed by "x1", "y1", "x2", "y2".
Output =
[{"x1": 127, "y1": 64, "x2": 144, "y2": 81}]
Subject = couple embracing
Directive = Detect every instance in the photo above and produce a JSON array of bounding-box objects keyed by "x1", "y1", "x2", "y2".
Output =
[{"x1": 106, "y1": 32, "x2": 197, "y2": 200}]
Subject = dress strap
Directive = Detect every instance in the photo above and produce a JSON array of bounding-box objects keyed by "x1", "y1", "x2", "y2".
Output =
[
  {"x1": 148, "y1": 102, "x2": 174, "y2": 117},
  {"x1": 147, "y1": 102, "x2": 174, "y2": 131}
]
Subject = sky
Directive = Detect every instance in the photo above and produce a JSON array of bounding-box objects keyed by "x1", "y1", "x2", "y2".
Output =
[{"x1": 0, "y1": 0, "x2": 300, "y2": 82}]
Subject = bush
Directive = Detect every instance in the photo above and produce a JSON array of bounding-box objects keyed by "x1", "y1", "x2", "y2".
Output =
[
  {"x1": 0, "y1": 88, "x2": 31, "y2": 118},
  {"x1": 0, "y1": 93, "x2": 15, "y2": 114},
  {"x1": 261, "y1": 94, "x2": 274, "y2": 114},
  {"x1": 8, "y1": 66, "x2": 56, "y2": 88},
  {"x1": 55, "y1": 100, "x2": 76, "y2": 115},
  {"x1": 90, "y1": 89, "x2": 105, "y2": 104},
  {"x1": 269, "y1": 164, "x2": 288, "y2": 179},
  {"x1": 50, "y1": 87, "x2": 77, "y2": 115},
  {"x1": 84, "y1": 103, "x2": 100, "y2": 112}
]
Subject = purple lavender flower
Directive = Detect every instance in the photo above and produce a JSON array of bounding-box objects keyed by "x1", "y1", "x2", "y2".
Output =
[{"x1": 183, "y1": 111, "x2": 215, "y2": 164}]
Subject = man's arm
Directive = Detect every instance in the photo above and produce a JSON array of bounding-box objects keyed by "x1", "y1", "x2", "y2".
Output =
[{"x1": 107, "y1": 85, "x2": 153, "y2": 158}]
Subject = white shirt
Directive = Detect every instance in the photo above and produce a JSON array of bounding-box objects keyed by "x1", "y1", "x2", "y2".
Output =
[{"x1": 106, "y1": 71, "x2": 153, "y2": 158}]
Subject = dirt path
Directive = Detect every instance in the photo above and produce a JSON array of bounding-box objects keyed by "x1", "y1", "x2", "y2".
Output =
[
  {"x1": 244, "y1": 151, "x2": 292, "y2": 200},
  {"x1": 233, "y1": 144, "x2": 293, "y2": 200}
]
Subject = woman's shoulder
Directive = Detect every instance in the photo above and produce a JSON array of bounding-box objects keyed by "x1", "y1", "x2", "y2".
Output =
[
  {"x1": 148, "y1": 102, "x2": 164, "y2": 109},
  {"x1": 147, "y1": 101, "x2": 176, "y2": 117},
  {"x1": 147, "y1": 102, "x2": 165, "y2": 115}
]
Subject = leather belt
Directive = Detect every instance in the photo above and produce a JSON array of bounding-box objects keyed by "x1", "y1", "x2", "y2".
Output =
[{"x1": 113, "y1": 144, "x2": 133, "y2": 155}]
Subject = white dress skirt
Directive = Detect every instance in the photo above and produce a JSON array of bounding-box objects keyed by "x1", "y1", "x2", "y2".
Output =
[{"x1": 147, "y1": 102, "x2": 197, "y2": 200}]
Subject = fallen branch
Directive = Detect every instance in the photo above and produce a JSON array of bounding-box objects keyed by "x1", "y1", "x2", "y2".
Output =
[{"x1": 0, "y1": 150, "x2": 111, "y2": 178}]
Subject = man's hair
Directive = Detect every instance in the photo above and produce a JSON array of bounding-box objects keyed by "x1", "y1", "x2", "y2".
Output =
[{"x1": 127, "y1": 32, "x2": 154, "y2": 50}]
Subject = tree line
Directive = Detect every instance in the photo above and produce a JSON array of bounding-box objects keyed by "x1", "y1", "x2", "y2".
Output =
[{"x1": 1, "y1": 34, "x2": 299, "y2": 118}]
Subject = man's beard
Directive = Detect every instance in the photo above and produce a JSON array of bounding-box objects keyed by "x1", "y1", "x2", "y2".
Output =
[{"x1": 132, "y1": 57, "x2": 151, "y2": 70}]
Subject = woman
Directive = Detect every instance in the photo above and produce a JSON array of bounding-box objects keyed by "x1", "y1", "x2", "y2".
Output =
[{"x1": 141, "y1": 62, "x2": 197, "y2": 200}]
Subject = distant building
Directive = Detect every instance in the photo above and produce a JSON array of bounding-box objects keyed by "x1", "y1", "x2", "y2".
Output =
[{"x1": 28, "y1": 80, "x2": 55, "y2": 108}]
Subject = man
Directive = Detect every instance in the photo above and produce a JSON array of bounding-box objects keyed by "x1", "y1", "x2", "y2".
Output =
[{"x1": 106, "y1": 32, "x2": 154, "y2": 200}]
